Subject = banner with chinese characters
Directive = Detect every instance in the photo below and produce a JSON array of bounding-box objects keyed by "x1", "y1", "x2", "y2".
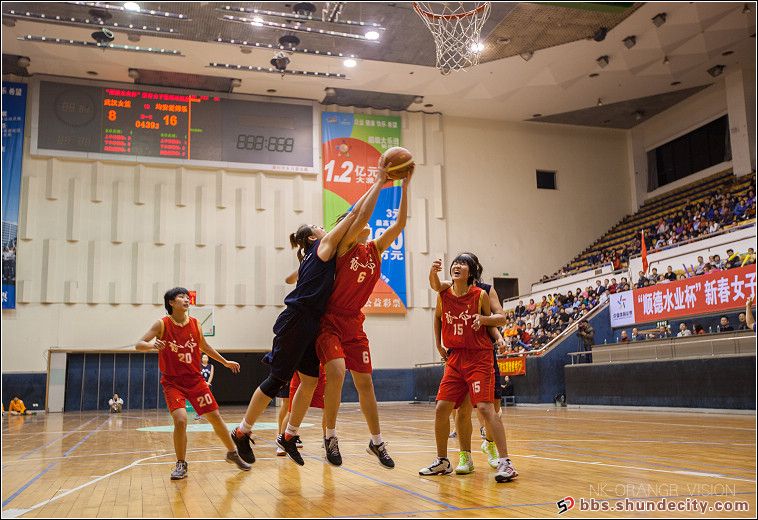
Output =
[
  {"x1": 2, "y1": 82, "x2": 27, "y2": 309},
  {"x1": 609, "y1": 265, "x2": 756, "y2": 327},
  {"x1": 321, "y1": 112, "x2": 406, "y2": 314},
  {"x1": 498, "y1": 356, "x2": 527, "y2": 376}
]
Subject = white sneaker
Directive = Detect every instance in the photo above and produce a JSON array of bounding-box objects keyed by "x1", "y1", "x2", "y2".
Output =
[
  {"x1": 419, "y1": 457, "x2": 453, "y2": 476},
  {"x1": 481, "y1": 440, "x2": 499, "y2": 469},
  {"x1": 454, "y1": 452, "x2": 474, "y2": 474},
  {"x1": 276, "y1": 445, "x2": 286, "y2": 457},
  {"x1": 495, "y1": 458, "x2": 518, "y2": 482}
]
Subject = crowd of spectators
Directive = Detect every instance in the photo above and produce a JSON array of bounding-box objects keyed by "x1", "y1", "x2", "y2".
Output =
[
  {"x1": 636, "y1": 247, "x2": 755, "y2": 288},
  {"x1": 541, "y1": 179, "x2": 756, "y2": 283},
  {"x1": 500, "y1": 284, "x2": 609, "y2": 353}
]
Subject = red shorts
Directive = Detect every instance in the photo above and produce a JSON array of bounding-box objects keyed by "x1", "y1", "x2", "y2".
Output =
[
  {"x1": 316, "y1": 312, "x2": 372, "y2": 373},
  {"x1": 162, "y1": 375, "x2": 218, "y2": 416},
  {"x1": 288, "y1": 368, "x2": 326, "y2": 410},
  {"x1": 436, "y1": 349, "x2": 495, "y2": 409}
]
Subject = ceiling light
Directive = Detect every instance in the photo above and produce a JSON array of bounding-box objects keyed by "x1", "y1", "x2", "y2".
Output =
[
  {"x1": 423, "y1": 103, "x2": 434, "y2": 108},
  {"x1": 365, "y1": 30, "x2": 380, "y2": 40},
  {"x1": 652, "y1": 13, "x2": 667, "y2": 28},
  {"x1": 707, "y1": 64, "x2": 725, "y2": 77},
  {"x1": 123, "y1": 2, "x2": 140, "y2": 12},
  {"x1": 208, "y1": 62, "x2": 347, "y2": 79},
  {"x1": 252, "y1": 16, "x2": 264, "y2": 26},
  {"x1": 519, "y1": 51, "x2": 533, "y2": 61},
  {"x1": 596, "y1": 55, "x2": 609, "y2": 68},
  {"x1": 597, "y1": 98, "x2": 603, "y2": 106},
  {"x1": 496, "y1": 37, "x2": 511, "y2": 45},
  {"x1": 324, "y1": 87, "x2": 336, "y2": 96},
  {"x1": 222, "y1": 13, "x2": 376, "y2": 41},
  {"x1": 266, "y1": 89, "x2": 277, "y2": 93},
  {"x1": 17, "y1": 35, "x2": 183, "y2": 56},
  {"x1": 470, "y1": 41, "x2": 485, "y2": 53},
  {"x1": 343, "y1": 58, "x2": 357, "y2": 68},
  {"x1": 271, "y1": 51, "x2": 291, "y2": 71},
  {"x1": 412, "y1": 96, "x2": 424, "y2": 104},
  {"x1": 127, "y1": 68, "x2": 140, "y2": 79},
  {"x1": 592, "y1": 27, "x2": 608, "y2": 42},
  {"x1": 86, "y1": 70, "x2": 98, "y2": 75},
  {"x1": 623, "y1": 35, "x2": 636, "y2": 49}
]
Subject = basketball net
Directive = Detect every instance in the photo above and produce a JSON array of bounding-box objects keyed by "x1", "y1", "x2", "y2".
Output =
[{"x1": 413, "y1": 2, "x2": 491, "y2": 75}]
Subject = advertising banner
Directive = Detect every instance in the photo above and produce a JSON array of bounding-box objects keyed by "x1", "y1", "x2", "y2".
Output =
[
  {"x1": 321, "y1": 112, "x2": 406, "y2": 314},
  {"x1": 498, "y1": 356, "x2": 527, "y2": 376},
  {"x1": 2, "y1": 82, "x2": 27, "y2": 309},
  {"x1": 609, "y1": 265, "x2": 756, "y2": 326}
]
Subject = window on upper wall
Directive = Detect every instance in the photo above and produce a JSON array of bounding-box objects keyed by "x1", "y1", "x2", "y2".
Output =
[
  {"x1": 536, "y1": 170, "x2": 557, "y2": 190},
  {"x1": 646, "y1": 115, "x2": 731, "y2": 191}
]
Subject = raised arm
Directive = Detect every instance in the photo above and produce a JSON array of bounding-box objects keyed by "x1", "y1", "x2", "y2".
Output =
[
  {"x1": 375, "y1": 169, "x2": 413, "y2": 253},
  {"x1": 428, "y1": 259, "x2": 453, "y2": 293},
  {"x1": 318, "y1": 168, "x2": 388, "y2": 261},
  {"x1": 747, "y1": 295, "x2": 755, "y2": 330}
]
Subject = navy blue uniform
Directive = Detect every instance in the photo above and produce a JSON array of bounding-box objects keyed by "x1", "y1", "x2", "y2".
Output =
[
  {"x1": 476, "y1": 281, "x2": 503, "y2": 400},
  {"x1": 263, "y1": 239, "x2": 336, "y2": 381},
  {"x1": 200, "y1": 363, "x2": 212, "y2": 383}
]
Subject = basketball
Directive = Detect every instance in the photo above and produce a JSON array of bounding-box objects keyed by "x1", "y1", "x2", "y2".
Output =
[{"x1": 380, "y1": 146, "x2": 414, "y2": 180}]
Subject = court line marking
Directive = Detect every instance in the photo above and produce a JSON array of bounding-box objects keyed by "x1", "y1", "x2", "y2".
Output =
[
  {"x1": 531, "y1": 414, "x2": 757, "y2": 431},
  {"x1": 1, "y1": 416, "x2": 112, "y2": 510},
  {"x1": 6, "y1": 417, "x2": 99, "y2": 463},
  {"x1": 0, "y1": 448, "x2": 219, "y2": 518},
  {"x1": 1, "y1": 448, "x2": 172, "y2": 465}
]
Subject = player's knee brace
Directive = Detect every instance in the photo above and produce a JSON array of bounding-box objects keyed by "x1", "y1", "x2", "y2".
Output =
[{"x1": 259, "y1": 375, "x2": 287, "y2": 399}]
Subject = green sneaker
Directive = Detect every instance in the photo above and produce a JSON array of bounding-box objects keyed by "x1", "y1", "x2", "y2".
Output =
[
  {"x1": 481, "y1": 440, "x2": 499, "y2": 469},
  {"x1": 454, "y1": 451, "x2": 474, "y2": 474}
]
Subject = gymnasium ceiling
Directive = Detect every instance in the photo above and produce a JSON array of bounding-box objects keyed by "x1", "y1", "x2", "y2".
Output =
[{"x1": 1, "y1": 2, "x2": 756, "y2": 128}]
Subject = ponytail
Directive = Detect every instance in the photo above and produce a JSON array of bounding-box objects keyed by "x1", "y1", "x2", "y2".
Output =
[{"x1": 290, "y1": 224, "x2": 315, "y2": 262}]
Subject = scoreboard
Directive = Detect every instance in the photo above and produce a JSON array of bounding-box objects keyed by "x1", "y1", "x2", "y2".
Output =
[{"x1": 32, "y1": 79, "x2": 317, "y2": 173}]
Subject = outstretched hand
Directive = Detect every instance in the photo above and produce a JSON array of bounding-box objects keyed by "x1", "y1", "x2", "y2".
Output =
[{"x1": 225, "y1": 360, "x2": 241, "y2": 374}]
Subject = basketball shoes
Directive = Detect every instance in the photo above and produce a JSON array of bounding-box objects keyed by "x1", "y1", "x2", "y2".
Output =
[
  {"x1": 419, "y1": 457, "x2": 453, "y2": 476},
  {"x1": 277, "y1": 434, "x2": 304, "y2": 466},
  {"x1": 231, "y1": 427, "x2": 256, "y2": 464},
  {"x1": 226, "y1": 451, "x2": 252, "y2": 471},
  {"x1": 454, "y1": 451, "x2": 474, "y2": 474},
  {"x1": 367, "y1": 440, "x2": 395, "y2": 468},
  {"x1": 481, "y1": 439, "x2": 499, "y2": 468},
  {"x1": 170, "y1": 460, "x2": 188, "y2": 480},
  {"x1": 495, "y1": 458, "x2": 518, "y2": 482},
  {"x1": 324, "y1": 436, "x2": 342, "y2": 466}
]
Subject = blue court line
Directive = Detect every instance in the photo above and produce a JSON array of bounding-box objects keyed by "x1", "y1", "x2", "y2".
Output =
[
  {"x1": 2, "y1": 417, "x2": 111, "y2": 509},
  {"x1": 18, "y1": 417, "x2": 99, "y2": 461},
  {"x1": 267, "y1": 439, "x2": 460, "y2": 511},
  {"x1": 1, "y1": 462, "x2": 57, "y2": 508}
]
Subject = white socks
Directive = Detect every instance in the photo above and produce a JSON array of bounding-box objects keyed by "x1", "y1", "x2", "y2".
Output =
[
  {"x1": 285, "y1": 423, "x2": 299, "y2": 438},
  {"x1": 371, "y1": 433, "x2": 383, "y2": 445},
  {"x1": 325, "y1": 428, "x2": 337, "y2": 439},
  {"x1": 238, "y1": 419, "x2": 252, "y2": 434}
]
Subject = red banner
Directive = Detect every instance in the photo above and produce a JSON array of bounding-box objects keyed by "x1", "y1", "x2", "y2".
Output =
[
  {"x1": 498, "y1": 356, "x2": 527, "y2": 376},
  {"x1": 633, "y1": 265, "x2": 756, "y2": 323}
]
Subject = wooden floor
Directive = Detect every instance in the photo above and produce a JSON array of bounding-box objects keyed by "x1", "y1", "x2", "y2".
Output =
[{"x1": 1, "y1": 403, "x2": 755, "y2": 518}]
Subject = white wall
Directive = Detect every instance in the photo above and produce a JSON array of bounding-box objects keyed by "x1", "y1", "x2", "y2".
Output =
[
  {"x1": 1, "y1": 88, "x2": 634, "y2": 373},
  {"x1": 442, "y1": 117, "x2": 632, "y2": 297}
]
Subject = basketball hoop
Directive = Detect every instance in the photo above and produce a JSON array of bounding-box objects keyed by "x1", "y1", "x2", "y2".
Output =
[{"x1": 413, "y1": 2, "x2": 491, "y2": 75}]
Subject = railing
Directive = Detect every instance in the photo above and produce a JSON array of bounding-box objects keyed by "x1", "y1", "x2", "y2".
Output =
[{"x1": 568, "y1": 331, "x2": 756, "y2": 365}]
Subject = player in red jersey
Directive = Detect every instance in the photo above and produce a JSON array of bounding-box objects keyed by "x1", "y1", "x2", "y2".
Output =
[
  {"x1": 136, "y1": 287, "x2": 251, "y2": 480},
  {"x1": 419, "y1": 255, "x2": 518, "y2": 482},
  {"x1": 429, "y1": 255, "x2": 510, "y2": 474},
  {"x1": 313, "y1": 169, "x2": 413, "y2": 468}
]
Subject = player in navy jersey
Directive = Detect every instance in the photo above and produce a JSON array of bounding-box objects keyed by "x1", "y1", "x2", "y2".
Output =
[
  {"x1": 231, "y1": 166, "x2": 389, "y2": 466},
  {"x1": 429, "y1": 254, "x2": 511, "y2": 474}
]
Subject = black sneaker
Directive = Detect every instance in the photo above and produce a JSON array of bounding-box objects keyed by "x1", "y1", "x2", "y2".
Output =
[
  {"x1": 276, "y1": 434, "x2": 304, "y2": 466},
  {"x1": 296, "y1": 437, "x2": 304, "y2": 449},
  {"x1": 367, "y1": 440, "x2": 395, "y2": 469},
  {"x1": 324, "y1": 436, "x2": 342, "y2": 466},
  {"x1": 231, "y1": 427, "x2": 256, "y2": 464}
]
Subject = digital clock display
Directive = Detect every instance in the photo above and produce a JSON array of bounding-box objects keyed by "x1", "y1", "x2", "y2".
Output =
[{"x1": 33, "y1": 79, "x2": 316, "y2": 172}]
